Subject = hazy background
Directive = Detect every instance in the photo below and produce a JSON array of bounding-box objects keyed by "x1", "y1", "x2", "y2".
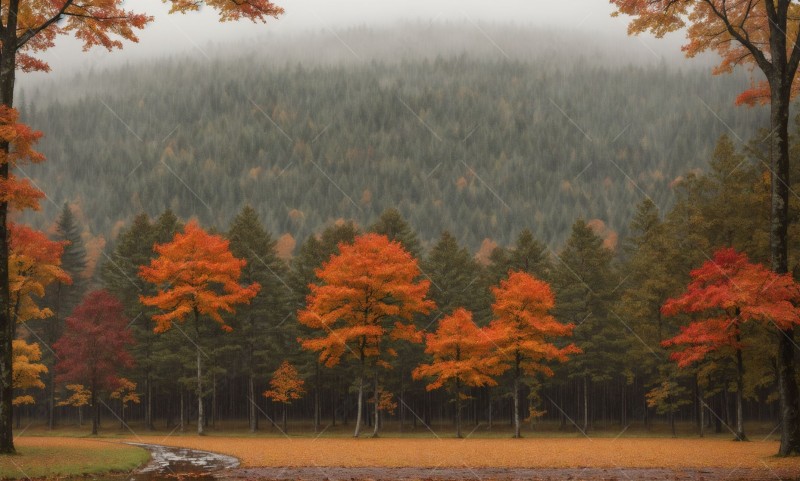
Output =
[{"x1": 23, "y1": 0, "x2": 690, "y2": 80}]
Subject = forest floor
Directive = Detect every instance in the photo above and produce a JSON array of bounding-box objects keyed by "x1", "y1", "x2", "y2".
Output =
[
  {"x1": 115, "y1": 435, "x2": 800, "y2": 480},
  {"x1": 0, "y1": 437, "x2": 148, "y2": 479}
]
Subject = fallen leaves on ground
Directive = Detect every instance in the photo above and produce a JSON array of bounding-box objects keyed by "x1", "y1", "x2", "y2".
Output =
[{"x1": 119, "y1": 436, "x2": 798, "y2": 470}]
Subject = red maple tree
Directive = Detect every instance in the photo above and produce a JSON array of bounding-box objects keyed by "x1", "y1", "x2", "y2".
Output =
[
  {"x1": 52, "y1": 290, "x2": 135, "y2": 435},
  {"x1": 662, "y1": 247, "x2": 800, "y2": 441},
  {"x1": 298, "y1": 233, "x2": 434, "y2": 437},
  {"x1": 139, "y1": 220, "x2": 259, "y2": 435}
]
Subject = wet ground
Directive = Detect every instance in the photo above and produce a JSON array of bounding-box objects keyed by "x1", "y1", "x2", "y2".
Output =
[{"x1": 122, "y1": 443, "x2": 239, "y2": 481}]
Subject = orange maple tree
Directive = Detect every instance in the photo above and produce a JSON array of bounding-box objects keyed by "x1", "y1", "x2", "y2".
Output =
[
  {"x1": 298, "y1": 233, "x2": 434, "y2": 438},
  {"x1": 9, "y1": 223, "x2": 70, "y2": 325},
  {"x1": 609, "y1": 0, "x2": 800, "y2": 455},
  {"x1": 661, "y1": 247, "x2": 800, "y2": 441},
  {"x1": 413, "y1": 308, "x2": 503, "y2": 438},
  {"x1": 263, "y1": 360, "x2": 305, "y2": 433},
  {"x1": 488, "y1": 271, "x2": 580, "y2": 438},
  {"x1": 139, "y1": 220, "x2": 259, "y2": 436}
]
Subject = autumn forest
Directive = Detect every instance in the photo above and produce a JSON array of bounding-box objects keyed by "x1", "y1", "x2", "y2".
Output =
[{"x1": 4, "y1": 1, "x2": 800, "y2": 480}]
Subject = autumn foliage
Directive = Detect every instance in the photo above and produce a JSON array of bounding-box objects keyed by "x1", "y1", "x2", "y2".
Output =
[
  {"x1": 609, "y1": 1, "x2": 800, "y2": 106},
  {"x1": 298, "y1": 233, "x2": 433, "y2": 368},
  {"x1": 413, "y1": 308, "x2": 501, "y2": 437},
  {"x1": 139, "y1": 220, "x2": 259, "y2": 435},
  {"x1": 11, "y1": 339, "x2": 47, "y2": 406},
  {"x1": 263, "y1": 361, "x2": 304, "y2": 433},
  {"x1": 139, "y1": 220, "x2": 260, "y2": 333},
  {"x1": 263, "y1": 361, "x2": 305, "y2": 405},
  {"x1": 299, "y1": 233, "x2": 434, "y2": 437},
  {"x1": 488, "y1": 271, "x2": 580, "y2": 437},
  {"x1": 52, "y1": 290, "x2": 135, "y2": 434},
  {"x1": 0, "y1": 107, "x2": 46, "y2": 210},
  {"x1": 9, "y1": 223, "x2": 70, "y2": 324},
  {"x1": 661, "y1": 247, "x2": 800, "y2": 367}
]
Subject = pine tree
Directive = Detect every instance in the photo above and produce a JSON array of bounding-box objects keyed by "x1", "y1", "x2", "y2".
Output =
[
  {"x1": 552, "y1": 219, "x2": 621, "y2": 433},
  {"x1": 39, "y1": 203, "x2": 88, "y2": 429},
  {"x1": 227, "y1": 205, "x2": 293, "y2": 432},
  {"x1": 100, "y1": 213, "x2": 158, "y2": 429},
  {"x1": 369, "y1": 208, "x2": 421, "y2": 258},
  {"x1": 423, "y1": 231, "x2": 483, "y2": 318}
]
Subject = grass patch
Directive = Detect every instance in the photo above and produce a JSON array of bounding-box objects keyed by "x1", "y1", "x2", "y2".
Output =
[{"x1": 0, "y1": 438, "x2": 148, "y2": 480}]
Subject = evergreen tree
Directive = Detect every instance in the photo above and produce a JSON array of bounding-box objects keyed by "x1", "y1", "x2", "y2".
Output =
[
  {"x1": 100, "y1": 213, "x2": 158, "y2": 429},
  {"x1": 369, "y1": 208, "x2": 421, "y2": 258},
  {"x1": 552, "y1": 219, "x2": 621, "y2": 433},
  {"x1": 227, "y1": 205, "x2": 293, "y2": 432},
  {"x1": 39, "y1": 203, "x2": 88, "y2": 429},
  {"x1": 423, "y1": 231, "x2": 483, "y2": 319}
]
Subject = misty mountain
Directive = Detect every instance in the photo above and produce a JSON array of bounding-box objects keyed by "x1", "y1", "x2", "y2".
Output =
[{"x1": 20, "y1": 26, "x2": 766, "y2": 251}]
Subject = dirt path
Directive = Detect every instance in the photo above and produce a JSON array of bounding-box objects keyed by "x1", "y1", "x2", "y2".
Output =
[{"x1": 222, "y1": 466, "x2": 800, "y2": 481}]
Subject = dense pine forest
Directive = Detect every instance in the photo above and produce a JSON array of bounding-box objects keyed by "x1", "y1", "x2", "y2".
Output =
[
  {"x1": 19, "y1": 27, "x2": 765, "y2": 250},
  {"x1": 9, "y1": 27, "x2": 799, "y2": 440}
]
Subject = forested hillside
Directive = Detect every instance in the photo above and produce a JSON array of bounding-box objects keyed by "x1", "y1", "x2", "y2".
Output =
[{"x1": 20, "y1": 27, "x2": 765, "y2": 250}]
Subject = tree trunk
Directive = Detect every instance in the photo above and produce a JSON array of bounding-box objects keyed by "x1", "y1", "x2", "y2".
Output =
[
  {"x1": 371, "y1": 372, "x2": 379, "y2": 438},
  {"x1": 282, "y1": 404, "x2": 287, "y2": 434},
  {"x1": 735, "y1": 342, "x2": 747, "y2": 441},
  {"x1": 699, "y1": 392, "x2": 705, "y2": 438},
  {"x1": 91, "y1": 390, "x2": 98, "y2": 436},
  {"x1": 314, "y1": 362, "x2": 320, "y2": 434},
  {"x1": 583, "y1": 375, "x2": 589, "y2": 434},
  {"x1": 354, "y1": 374, "x2": 363, "y2": 437},
  {"x1": 248, "y1": 374, "x2": 257, "y2": 432},
  {"x1": 146, "y1": 374, "x2": 154, "y2": 431},
  {"x1": 456, "y1": 379, "x2": 463, "y2": 438},
  {"x1": 195, "y1": 311, "x2": 205, "y2": 436},
  {"x1": 0, "y1": 34, "x2": 17, "y2": 454},
  {"x1": 513, "y1": 375, "x2": 520, "y2": 438},
  {"x1": 768, "y1": 71, "x2": 800, "y2": 456},
  {"x1": 180, "y1": 389, "x2": 185, "y2": 432},
  {"x1": 47, "y1": 372, "x2": 55, "y2": 430}
]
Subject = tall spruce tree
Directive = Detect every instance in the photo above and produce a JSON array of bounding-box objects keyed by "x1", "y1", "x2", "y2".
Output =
[
  {"x1": 552, "y1": 219, "x2": 621, "y2": 433},
  {"x1": 369, "y1": 208, "x2": 421, "y2": 258},
  {"x1": 38, "y1": 203, "x2": 88, "y2": 429},
  {"x1": 227, "y1": 205, "x2": 293, "y2": 432}
]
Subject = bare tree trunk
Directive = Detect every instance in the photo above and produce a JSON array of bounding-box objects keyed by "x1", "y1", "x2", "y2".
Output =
[
  {"x1": 583, "y1": 375, "x2": 589, "y2": 434},
  {"x1": 179, "y1": 389, "x2": 185, "y2": 432},
  {"x1": 456, "y1": 379, "x2": 463, "y2": 438},
  {"x1": 249, "y1": 374, "x2": 257, "y2": 432},
  {"x1": 735, "y1": 342, "x2": 747, "y2": 441},
  {"x1": 91, "y1": 390, "x2": 98, "y2": 435},
  {"x1": 371, "y1": 372, "x2": 379, "y2": 438},
  {"x1": 195, "y1": 311, "x2": 205, "y2": 436},
  {"x1": 354, "y1": 374, "x2": 363, "y2": 437}
]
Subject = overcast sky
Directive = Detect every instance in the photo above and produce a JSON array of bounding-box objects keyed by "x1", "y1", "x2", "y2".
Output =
[{"x1": 24, "y1": 0, "x2": 687, "y2": 78}]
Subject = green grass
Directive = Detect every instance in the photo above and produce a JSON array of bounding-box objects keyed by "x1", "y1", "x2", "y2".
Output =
[{"x1": 0, "y1": 440, "x2": 148, "y2": 480}]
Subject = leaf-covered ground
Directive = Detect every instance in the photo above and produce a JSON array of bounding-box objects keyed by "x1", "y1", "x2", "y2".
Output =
[
  {"x1": 0, "y1": 437, "x2": 148, "y2": 479},
  {"x1": 120, "y1": 436, "x2": 797, "y2": 470}
]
